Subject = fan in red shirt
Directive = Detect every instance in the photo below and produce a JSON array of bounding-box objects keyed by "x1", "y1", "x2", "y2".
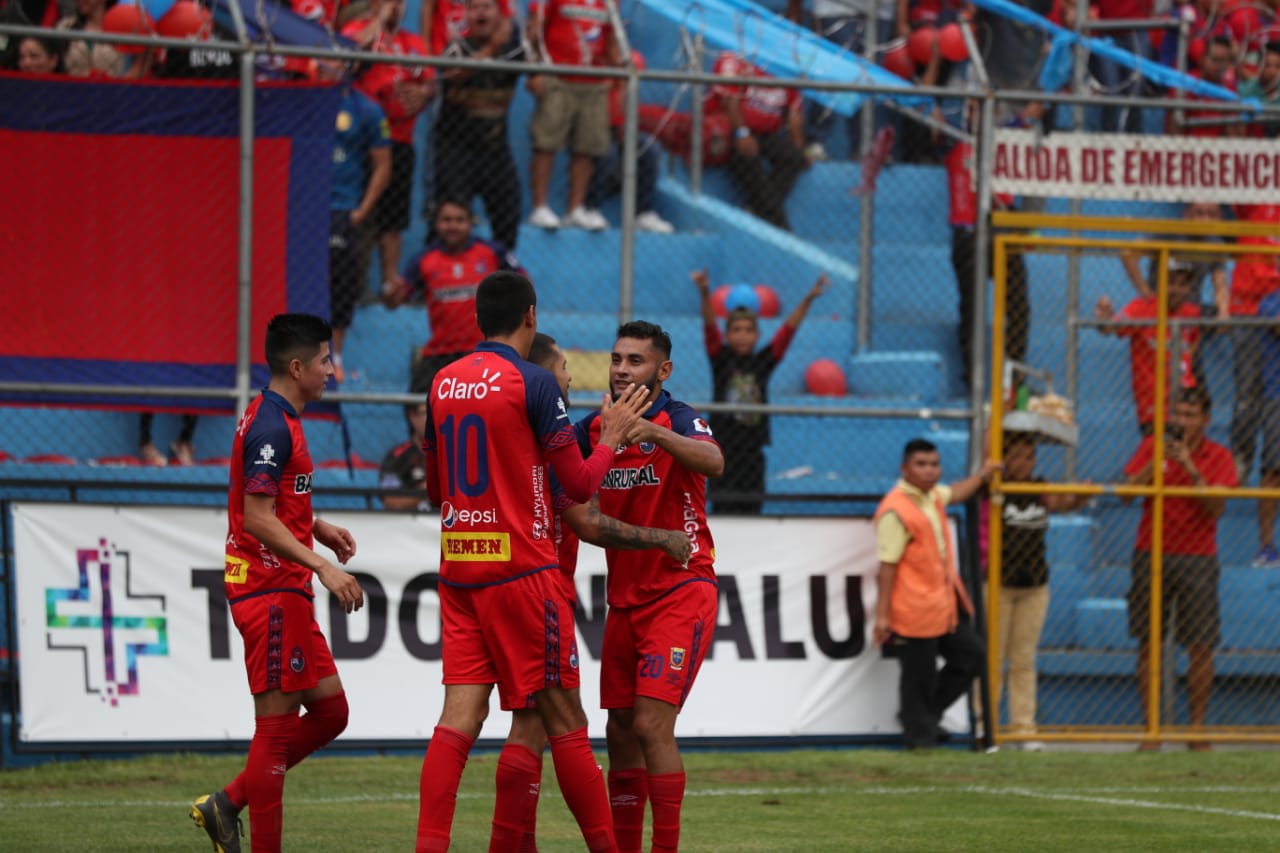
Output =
[
  {"x1": 525, "y1": 0, "x2": 620, "y2": 231},
  {"x1": 1167, "y1": 34, "x2": 1243, "y2": 138},
  {"x1": 1095, "y1": 259, "x2": 1203, "y2": 433},
  {"x1": 342, "y1": 0, "x2": 435, "y2": 287},
  {"x1": 382, "y1": 196, "x2": 525, "y2": 394},
  {"x1": 419, "y1": 0, "x2": 514, "y2": 55},
  {"x1": 1228, "y1": 202, "x2": 1280, "y2": 477},
  {"x1": 704, "y1": 50, "x2": 809, "y2": 230},
  {"x1": 1121, "y1": 386, "x2": 1237, "y2": 750},
  {"x1": 942, "y1": 129, "x2": 1030, "y2": 390},
  {"x1": 1223, "y1": 0, "x2": 1280, "y2": 78}
]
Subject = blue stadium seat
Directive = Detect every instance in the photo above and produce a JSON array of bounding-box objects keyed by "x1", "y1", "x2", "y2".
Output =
[
  {"x1": 1073, "y1": 598, "x2": 1135, "y2": 651},
  {"x1": 847, "y1": 351, "x2": 946, "y2": 403}
]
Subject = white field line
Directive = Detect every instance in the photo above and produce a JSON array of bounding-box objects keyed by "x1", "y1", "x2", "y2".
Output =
[{"x1": 4, "y1": 784, "x2": 1280, "y2": 822}]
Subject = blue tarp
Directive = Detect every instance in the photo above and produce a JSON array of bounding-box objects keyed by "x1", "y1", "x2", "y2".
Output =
[
  {"x1": 635, "y1": 0, "x2": 1252, "y2": 118},
  {"x1": 970, "y1": 0, "x2": 1248, "y2": 104},
  {"x1": 635, "y1": 0, "x2": 931, "y2": 117},
  {"x1": 212, "y1": 0, "x2": 354, "y2": 48}
]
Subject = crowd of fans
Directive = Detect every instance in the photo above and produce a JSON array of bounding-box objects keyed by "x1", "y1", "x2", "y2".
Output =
[
  {"x1": 5, "y1": 0, "x2": 1280, "y2": 758},
  {"x1": 3, "y1": 0, "x2": 1278, "y2": 519}
]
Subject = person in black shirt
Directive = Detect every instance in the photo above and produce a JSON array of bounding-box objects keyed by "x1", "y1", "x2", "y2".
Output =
[
  {"x1": 431, "y1": 0, "x2": 525, "y2": 249},
  {"x1": 694, "y1": 268, "x2": 826, "y2": 514},
  {"x1": 379, "y1": 401, "x2": 429, "y2": 510},
  {"x1": 991, "y1": 432, "x2": 1088, "y2": 747}
]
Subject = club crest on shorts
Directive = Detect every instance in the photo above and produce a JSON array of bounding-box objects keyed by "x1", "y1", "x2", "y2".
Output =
[
  {"x1": 669, "y1": 647, "x2": 686, "y2": 671},
  {"x1": 289, "y1": 646, "x2": 306, "y2": 673}
]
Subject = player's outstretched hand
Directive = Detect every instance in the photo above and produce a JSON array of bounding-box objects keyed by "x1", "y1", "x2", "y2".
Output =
[
  {"x1": 315, "y1": 519, "x2": 357, "y2": 564},
  {"x1": 598, "y1": 383, "x2": 650, "y2": 449},
  {"x1": 661, "y1": 530, "x2": 693, "y2": 568},
  {"x1": 317, "y1": 562, "x2": 365, "y2": 613}
]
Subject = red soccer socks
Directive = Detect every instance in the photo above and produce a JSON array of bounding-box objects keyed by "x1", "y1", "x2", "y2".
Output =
[
  {"x1": 608, "y1": 767, "x2": 649, "y2": 853},
  {"x1": 243, "y1": 712, "x2": 299, "y2": 853},
  {"x1": 416, "y1": 725, "x2": 476, "y2": 853},
  {"x1": 490, "y1": 743, "x2": 543, "y2": 852},
  {"x1": 647, "y1": 771, "x2": 686, "y2": 853},
  {"x1": 548, "y1": 727, "x2": 617, "y2": 853},
  {"x1": 223, "y1": 692, "x2": 349, "y2": 810}
]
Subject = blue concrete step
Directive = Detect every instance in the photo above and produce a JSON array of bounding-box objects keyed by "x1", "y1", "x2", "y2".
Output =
[{"x1": 848, "y1": 351, "x2": 946, "y2": 403}]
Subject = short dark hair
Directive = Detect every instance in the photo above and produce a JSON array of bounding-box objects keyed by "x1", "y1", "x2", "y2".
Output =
[
  {"x1": 902, "y1": 437, "x2": 938, "y2": 463},
  {"x1": 265, "y1": 313, "x2": 332, "y2": 376},
  {"x1": 1003, "y1": 431, "x2": 1036, "y2": 454},
  {"x1": 20, "y1": 35, "x2": 66, "y2": 69},
  {"x1": 1208, "y1": 34, "x2": 1233, "y2": 52},
  {"x1": 433, "y1": 195, "x2": 472, "y2": 219},
  {"x1": 1265, "y1": 40, "x2": 1280, "y2": 57},
  {"x1": 476, "y1": 271, "x2": 536, "y2": 338},
  {"x1": 1175, "y1": 386, "x2": 1213, "y2": 414},
  {"x1": 726, "y1": 306, "x2": 758, "y2": 329},
  {"x1": 616, "y1": 320, "x2": 672, "y2": 359},
  {"x1": 527, "y1": 332, "x2": 558, "y2": 370}
]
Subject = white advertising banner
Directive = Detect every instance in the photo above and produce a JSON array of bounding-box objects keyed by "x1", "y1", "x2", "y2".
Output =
[
  {"x1": 991, "y1": 128, "x2": 1280, "y2": 203},
  {"x1": 11, "y1": 504, "x2": 967, "y2": 745}
]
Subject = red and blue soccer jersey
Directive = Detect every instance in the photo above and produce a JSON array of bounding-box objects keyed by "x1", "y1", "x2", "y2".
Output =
[
  {"x1": 425, "y1": 341, "x2": 575, "y2": 586},
  {"x1": 549, "y1": 475, "x2": 582, "y2": 580},
  {"x1": 224, "y1": 389, "x2": 316, "y2": 603},
  {"x1": 574, "y1": 390, "x2": 718, "y2": 608},
  {"x1": 402, "y1": 238, "x2": 522, "y2": 357}
]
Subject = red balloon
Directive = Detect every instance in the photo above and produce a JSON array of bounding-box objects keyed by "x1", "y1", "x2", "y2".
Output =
[
  {"x1": 805, "y1": 359, "x2": 847, "y2": 397},
  {"x1": 906, "y1": 27, "x2": 937, "y2": 67},
  {"x1": 882, "y1": 40, "x2": 913, "y2": 79},
  {"x1": 939, "y1": 23, "x2": 968, "y2": 62},
  {"x1": 102, "y1": 2, "x2": 153, "y2": 53},
  {"x1": 1188, "y1": 37, "x2": 1206, "y2": 68},
  {"x1": 156, "y1": 0, "x2": 211, "y2": 38},
  {"x1": 711, "y1": 284, "x2": 732, "y2": 318},
  {"x1": 753, "y1": 284, "x2": 781, "y2": 318}
]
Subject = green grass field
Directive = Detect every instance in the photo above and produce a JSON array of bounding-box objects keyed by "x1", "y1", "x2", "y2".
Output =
[{"x1": 3, "y1": 747, "x2": 1279, "y2": 851}]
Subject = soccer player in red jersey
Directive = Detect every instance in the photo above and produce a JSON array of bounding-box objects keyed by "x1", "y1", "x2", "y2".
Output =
[
  {"x1": 191, "y1": 314, "x2": 365, "y2": 853},
  {"x1": 491, "y1": 332, "x2": 693, "y2": 852},
  {"x1": 416, "y1": 272, "x2": 649, "y2": 853},
  {"x1": 573, "y1": 321, "x2": 724, "y2": 853}
]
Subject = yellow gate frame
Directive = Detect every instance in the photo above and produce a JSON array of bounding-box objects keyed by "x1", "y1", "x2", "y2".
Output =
[{"x1": 986, "y1": 212, "x2": 1280, "y2": 748}]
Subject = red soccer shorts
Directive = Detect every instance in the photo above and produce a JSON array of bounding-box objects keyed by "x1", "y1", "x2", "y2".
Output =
[
  {"x1": 231, "y1": 591, "x2": 337, "y2": 696},
  {"x1": 440, "y1": 568, "x2": 581, "y2": 712},
  {"x1": 600, "y1": 580, "x2": 718, "y2": 710}
]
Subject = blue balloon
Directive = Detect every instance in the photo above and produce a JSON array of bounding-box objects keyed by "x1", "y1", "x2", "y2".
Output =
[
  {"x1": 142, "y1": 0, "x2": 177, "y2": 23},
  {"x1": 724, "y1": 283, "x2": 760, "y2": 315}
]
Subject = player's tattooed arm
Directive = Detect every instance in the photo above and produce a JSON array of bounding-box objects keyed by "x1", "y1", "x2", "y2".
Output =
[{"x1": 563, "y1": 499, "x2": 693, "y2": 566}]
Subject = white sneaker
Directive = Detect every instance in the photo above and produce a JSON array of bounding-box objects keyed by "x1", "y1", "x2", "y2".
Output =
[
  {"x1": 805, "y1": 141, "x2": 829, "y2": 162},
  {"x1": 564, "y1": 206, "x2": 607, "y2": 231},
  {"x1": 528, "y1": 205, "x2": 561, "y2": 229},
  {"x1": 635, "y1": 210, "x2": 675, "y2": 234}
]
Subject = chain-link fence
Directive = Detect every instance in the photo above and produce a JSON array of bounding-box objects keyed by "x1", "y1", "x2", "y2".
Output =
[
  {"x1": 5, "y1": 0, "x2": 1280, "y2": 747},
  {"x1": 987, "y1": 217, "x2": 1280, "y2": 747}
]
